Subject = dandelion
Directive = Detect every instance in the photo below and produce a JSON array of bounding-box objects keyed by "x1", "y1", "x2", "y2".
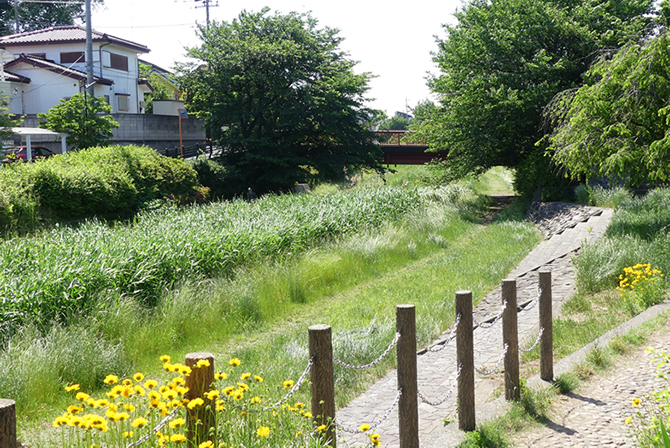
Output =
[
  {"x1": 64, "y1": 384, "x2": 80, "y2": 392},
  {"x1": 131, "y1": 417, "x2": 149, "y2": 428},
  {"x1": 633, "y1": 398, "x2": 641, "y2": 407},
  {"x1": 359, "y1": 423, "x2": 370, "y2": 432},
  {"x1": 256, "y1": 426, "x2": 270, "y2": 438},
  {"x1": 229, "y1": 358, "x2": 241, "y2": 367},
  {"x1": 283, "y1": 380, "x2": 294, "y2": 389},
  {"x1": 103, "y1": 374, "x2": 118, "y2": 385}
]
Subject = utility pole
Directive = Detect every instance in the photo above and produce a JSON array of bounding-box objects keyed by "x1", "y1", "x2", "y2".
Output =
[
  {"x1": 194, "y1": 0, "x2": 218, "y2": 30},
  {"x1": 13, "y1": 0, "x2": 20, "y2": 33},
  {"x1": 85, "y1": 0, "x2": 94, "y2": 97}
]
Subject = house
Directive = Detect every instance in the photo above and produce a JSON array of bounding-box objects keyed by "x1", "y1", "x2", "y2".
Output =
[{"x1": 0, "y1": 25, "x2": 152, "y2": 115}]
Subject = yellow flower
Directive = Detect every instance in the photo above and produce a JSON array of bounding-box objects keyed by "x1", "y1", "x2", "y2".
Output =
[
  {"x1": 187, "y1": 398, "x2": 205, "y2": 409},
  {"x1": 251, "y1": 396, "x2": 261, "y2": 404},
  {"x1": 215, "y1": 372, "x2": 228, "y2": 380},
  {"x1": 123, "y1": 431, "x2": 134, "y2": 438},
  {"x1": 205, "y1": 390, "x2": 220, "y2": 400},
  {"x1": 370, "y1": 433, "x2": 381, "y2": 447},
  {"x1": 75, "y1": 392, "x2": 90, "y2": 402},
  {"x1": 173, "y1": 377, "x2": 186, "y2": 386},
  {"x1": 122, "y1": 379, "x2": 133, "y2": 386},
  {"x1": 53, "y1": 414, "x2": 70, "y2": 427},
  {"x1": 64, "y1": 384, "x2": 80, "y2": 392},
  {"x1": 103, "y1": 374, "x2": 118, "y2": 385},
  {"x1": 131, "y1": 417, "x2": 149, "y2": 428},
  {"x1": 633, "y1": 398, "x2": 641, "y2": 407},
  {"x1": 196, "y1": 359, "x2": 211, "y2": 368},
  {"x1": 317, "y1": 424, "x2": 327, "y2": 432},
  {"x1": 254, "y1": 375, "x2": 263, "y2": 382},
  {"x1": 67, "y1": 405, "x2": 83, "y2": 415},
  {"x1": 256, "y1": 426, "x2": 270, "y2": 438},
  {"x1": 133, "y1": 373, "x2": 145, "y2": 382},
  {"x1": 359, "y1": 423, "x2": 370, "y2": 432},
  {"x1": 240, "y1": 372, "x2": 251, "y2": 380},
  {"x1": 303, "y1": 412, "x2": 312, "y2": 419},
  {"x1": 283, "y1": 380, "x2": 294, "y2": 389},
  {"x1": 199, "y1": 442, "x2": 214, "y2": 448},
  {"x1": 229, "y1": 358, "x2": 241, "y2": 367},
  {"x1": 169, "y1": 418, "x2": 186, "y2": 429},
  {"x1": 625, "y1": 416, "x2": 632, "y2": 424},
  {"x1": 124, "y1": 404, "x2": 136, "y2": 412},
  {"x1": 171, "y1": 434, "x2": 187, "y2": 443},
  {"x1": 144, "y1": 379, "x2": 158, "y2": 389},
  {"x1": 160, "y1": 355, "x2": 171, "y2": 363},
  {"x1": 295, "y1": 431, "x2": 302, "y2": 438}
]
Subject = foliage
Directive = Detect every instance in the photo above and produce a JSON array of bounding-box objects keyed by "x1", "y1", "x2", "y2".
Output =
[
  {"x1": 0, "y1": 145, "x2": 203, "y2": 227},
  {"x1": 616, "y1": 263, "x2": 665, "y2": 314},
  {"x1": 627, "y1": 348, "x2": 670, "y2": 447},
  {"x1": 179, "y1": 9, "x2": 383, "y2": 194},
  {"x1": 0, "y1": 99, "x2": 21, "y2": 140},
  {"x1": 416, "y1": 0, "x2": 656, "y2": 188},
  {"x1": 575, "y1": 185, "x2": 632, "y2": 208},
  {"x1": 0, "y1": 186, "x2": 419, "y2": 335},
  {"x1": 53, "y1": 356, "x2": 332, "y2": 448},
  {"x1": 38, "y1": 93, "x2": 119, "y2": 149},
  {"x1": 378, "y1": 113, "x2": 411, "y2": 131},
  {"x1": 575, "y1": 189, "x2": 670, "y2": 293},
  {"x1": 0, "y1": 0, "x2": 103, "y2": 36},
  {"x1": 138, "y1": 62, "x2": 181, "y2": 114},
  {"x1": 188, "y1": 158, "x2": 229, "y2": 199},
  {"x1": 546, "y1": 32, "x2": 670, "y2": 186}
]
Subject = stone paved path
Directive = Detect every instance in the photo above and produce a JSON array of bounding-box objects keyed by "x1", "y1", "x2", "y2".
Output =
[
  {"x1": 512, "y1": 327, "x2": 670, "y2": 447},
  {"x1": 335, "y1": 204, "x2": 613, "y2": 447}
]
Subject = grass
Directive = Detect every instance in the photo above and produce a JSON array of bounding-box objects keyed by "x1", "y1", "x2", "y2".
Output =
[{"x1": 2, "y1": 167, "x2": 542, "y2": 446}]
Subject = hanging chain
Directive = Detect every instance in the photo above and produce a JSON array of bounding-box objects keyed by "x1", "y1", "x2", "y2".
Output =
[
  {"x1": 334, "y1": 332, "x2": 400, "y2": 370},
  {"x1": 474, "y1": 300, "x2": 507, "y2": 329},
  {"x1": 475, "y1": 343, "x2": 509, "y2": 376},
  {"x1": 521, "y1": 287, "x2": 542, "y2": 312},
  {"x1": 520, "y1": 327, "x2": 544, "y2": 353},
  {"x1": 336, "y1": 389, "x2": 403, "y2": 434},
  {"x1": 263, "y1": 357, "x2": 313, "y2": 412},
  {"x1": 125, "y1": 405, "x2": 181, "y2": 448},
  {"x1": 418, "y1": 364, "x2": 461, "y2": 407},
  {"x1": 416, "y1": 314, "x2": 461, "y2": 353}
]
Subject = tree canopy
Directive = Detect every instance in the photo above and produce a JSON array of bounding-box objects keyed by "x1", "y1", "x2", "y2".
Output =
[
  {"x1": 38, "y1": 93, "x2": 119, "y2": 149},
  {"x1": 0, "y1": 0, "x2": 103, "y2": 36},
  {"x1": 178, "y1": 9, "x2": 382, "y2": 194},
  {"x1": 414, "y1": 0, "x2": 655, "y2": 190},
  {"x1": 546, "y1": 31, "x2": 670, "y2": 185}
]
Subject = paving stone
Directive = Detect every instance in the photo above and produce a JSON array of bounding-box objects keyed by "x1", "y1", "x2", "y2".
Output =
[{"x1": 335, "y1": 204, "x2": 614, "y2": 447}]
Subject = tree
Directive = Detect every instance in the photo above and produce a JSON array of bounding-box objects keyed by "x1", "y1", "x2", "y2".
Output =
[
  {"x1": 0, "y1": 0, "x2": 103, "y2": 36},
  {"x1": 546, "y1": 31, "x2": 670, "y2": 185},
  {"x1": 379, "y1": 114, "x2": 411, "y2": 131},
  {"x1": 38, "y1": 93, "x2": 119, "y2": 149},
  {"x1": 0, "y1": 99, "x2": 21, "y2": 141},
  {"x1": 178, "y1": 9, "x2": 383, "y2": 194},
  {"x1": 139, "y1": 62, "x2": 181, "y2": 114},
  {"x1": 415, "y1": 0, "x2": 655, "y2": 191}
]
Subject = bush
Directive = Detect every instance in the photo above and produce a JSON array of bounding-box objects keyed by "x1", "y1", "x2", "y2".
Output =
[
  {"x1": 189, "y1": 158, "x2": 229, "y2": 199},
  {"x1": 0, "y1": 145, "x2": 205, "y2": 228}
]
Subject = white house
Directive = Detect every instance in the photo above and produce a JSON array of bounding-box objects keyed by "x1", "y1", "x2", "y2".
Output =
[{"x1": 0, "y1": 25, "x2": 152, "y2": 115}]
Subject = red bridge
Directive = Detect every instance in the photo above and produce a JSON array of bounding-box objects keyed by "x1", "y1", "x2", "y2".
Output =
[{"x1": 374, "y1": 130, "x2": 449, "y2": 166}]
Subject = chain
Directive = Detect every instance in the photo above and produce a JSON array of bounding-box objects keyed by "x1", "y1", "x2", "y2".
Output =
[
  {"x1": 125, "y1": 405, "x2": 181, "y2": 448},
  {"x1": 475, "y1": 343, "x2": 509, "y2": 376},
  {"x1": 520, "y1": 327, "x2": 544, "y2": 353},
  {"x1": 418, "y1": 364, "x2": 461, "y2": 407},
  {"x1": 521, "y1": 288, "x2": 542, "y2": 312},
  {"x1": 416, "y1": 314, "x2": 461, "y2": 353},
  {"x1": 334, "y1": 332, "x2": 400, "y2": 370},
  {"x1": 263, "y1": 357, "x2": 313, "y2": 412},
  {"x1": 474, "y1": 301, "x2": 507, "y2": 329},
  {"x1": 336, "y1": 389, "x2": 403, "y2": 434}
]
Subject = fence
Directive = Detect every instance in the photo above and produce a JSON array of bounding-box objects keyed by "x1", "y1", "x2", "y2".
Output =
[{"x1": 0, "y1": 271, "x2": 554, "y2": 448}]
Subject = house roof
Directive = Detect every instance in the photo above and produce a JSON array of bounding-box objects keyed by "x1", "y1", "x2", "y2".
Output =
[
  {"x1": 4, "y1": 54, "x2": 114, "y2": 85},
  {"x1": 1, "y1": 70, "x2": 29, "y2": 83},
  {"x1": 0, "y1": 26, "x2": 150, "y2": 54}
]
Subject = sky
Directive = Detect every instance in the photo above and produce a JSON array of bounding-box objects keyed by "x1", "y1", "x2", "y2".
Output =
[{"x1": 91, "y1": 0, "x2": 462, "y2": 116}]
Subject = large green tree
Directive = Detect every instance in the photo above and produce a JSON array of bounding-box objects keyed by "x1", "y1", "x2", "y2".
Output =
[
  {"x1": 38, "y1": 93, "x2": 119, "y2": 149},
  {"x1": 0, "y1": 0, "x2": 103, "y2": 36},
  {"x1": 546, "y1": 31, "x2": 670, "y2": 185},
  {"x1": 179, "y1": 9, "x2": 382, "y2": 193},
  {"x1": 416, "y1": 0, "x2": 655, "y2": 192}
]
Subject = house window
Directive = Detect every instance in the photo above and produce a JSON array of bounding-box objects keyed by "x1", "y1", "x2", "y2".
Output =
[
  {"x1": 60, "y1": 52, "x2": 85, "y2": 64},
  {"x1": 116, "y1": 94, "x2": 130, "y2": 112},
  {"x1": 103, "y1": 95, "x2": 110, "y2": 105},
  {"x1": 102, "y1": 51, "x2": 128, "y2": 71}
]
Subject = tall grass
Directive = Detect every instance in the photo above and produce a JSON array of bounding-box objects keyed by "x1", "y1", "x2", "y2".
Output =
[
  {"x1": 0, "y1": 187, "x2": 417, "y2": 335},
  {"x1": 575, "y1": 188, "x2": 670, "y2": 293}
]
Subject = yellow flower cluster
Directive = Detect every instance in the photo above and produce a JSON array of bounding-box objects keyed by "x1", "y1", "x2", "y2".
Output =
[{"x1": 617, "y1": 263, "x2": 663, "y2": 296}]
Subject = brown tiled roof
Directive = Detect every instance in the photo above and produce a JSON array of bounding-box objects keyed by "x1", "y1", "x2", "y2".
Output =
[
  {"x1": 0, "y1": 26, "x2": 149, "y2": 53},
  {"x1": 5, "y1": 54, "x2": 114, "y2": 85},
  {"x1": 1, "y1": 70, "x2": 30, "y2": 83}
]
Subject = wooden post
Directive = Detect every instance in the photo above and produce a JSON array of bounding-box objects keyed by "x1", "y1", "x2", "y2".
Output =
[
  {"x1": 539, "y1": 271, "x2": 554, "y2": 382},
  {"x1": 455, "y1": 291, "x2": 475, "y2": 432},
  {"x1": 0, "y1": 399, "x2": 16, "y2": 448},
  {"x1": 502, "y1": 279, "x2": 520, "y2": 401},
  {"x1": 397, "y1": 305, "x2": 419, "y2": 448},
  {"x1": 309, "y1": 324, "x2": 336, "y2": 447},
  {"x1": 185, "y1": 352, "x2": 215, "y2": 446}
]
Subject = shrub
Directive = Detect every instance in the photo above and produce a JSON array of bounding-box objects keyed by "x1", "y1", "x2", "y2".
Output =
[{"x1": 189, "y1": 158, "x2": 229, "y2": 199}]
